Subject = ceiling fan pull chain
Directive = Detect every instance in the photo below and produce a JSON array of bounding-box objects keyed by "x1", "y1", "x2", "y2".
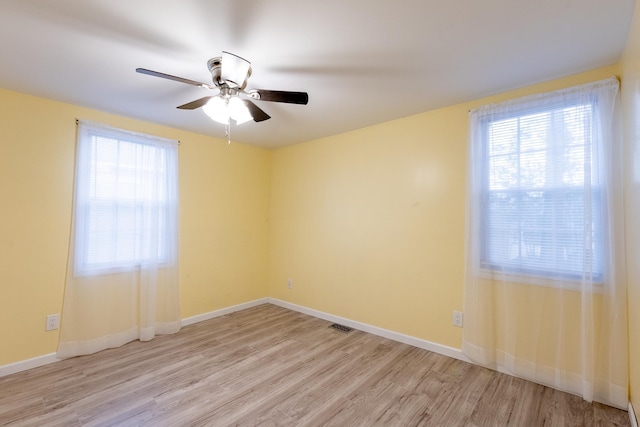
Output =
[{"x1": 225, "y1": 122, "x2": 231, "y2": 145}]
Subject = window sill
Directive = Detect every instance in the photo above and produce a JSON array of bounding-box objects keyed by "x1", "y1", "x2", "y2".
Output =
[
  {"x1": 476, "y1": 268, "x2": 605, "y2": 292},
  {"x1": 74, "y1": 261, "x2": 173, "y2": 278}
]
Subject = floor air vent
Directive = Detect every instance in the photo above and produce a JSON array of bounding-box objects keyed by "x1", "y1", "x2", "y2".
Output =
[{"x1": 330, "y1": 323, "x2": 354, "y2": 333}]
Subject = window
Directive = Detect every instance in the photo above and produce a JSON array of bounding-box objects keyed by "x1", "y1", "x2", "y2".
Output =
[
  {"x1": 475, "y1": 93, "x2": 604, "y2": 281},
  {"x1": 74, "y1": 121, "x2": 178, "y2": 276},
  {"x1": 463, "y1": 78, "x2": 626, "y2": 408}
]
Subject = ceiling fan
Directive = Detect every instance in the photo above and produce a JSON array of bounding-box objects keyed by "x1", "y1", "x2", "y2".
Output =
[{"x1": 136, "y1": 51, "x2": 309, "y2": 127}]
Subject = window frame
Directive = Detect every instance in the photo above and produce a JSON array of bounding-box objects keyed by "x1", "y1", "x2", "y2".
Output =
[
  {"x1": 474, "y1": 96, "x2": 604, "y2": 284},
  {"x1": 73, "y1": 121, "x2": 178, "y2": 277}
]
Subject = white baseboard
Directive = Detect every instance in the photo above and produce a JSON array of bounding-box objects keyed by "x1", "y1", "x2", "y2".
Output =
[
  {"x1": 1, "y1": 299, "x2": 468, "y2": 378},
  {"x1": 630, "y1": 401, "x2": 638, "y2": 427},
  {"x1": 0, "y1": 353, "x2": 58, "y2": 377},
  {"x1": 181, "y1": 297, "x2": 269, "y2": 326},
  {"x1": 268, "y1": 299, "x2": 638, "y2": 412},
  {"x1": 267, "y1": 298, "x2": 472, "y2": 364},
  {"x1": 1, "y1": 297, "x2": 270, "y2": 377},
  {"x1": 3, "y1": 297, "x2": 636, "y2": 419}
]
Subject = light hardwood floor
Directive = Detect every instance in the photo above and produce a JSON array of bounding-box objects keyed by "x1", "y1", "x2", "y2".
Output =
[{"x1": 0, "y1": 304, "x2": 630, "y2": 426}]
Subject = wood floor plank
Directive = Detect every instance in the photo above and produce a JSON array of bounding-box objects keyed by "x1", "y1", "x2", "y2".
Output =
[{"x1": 0, "y1": 304, "x2": 630, "y2": 426}]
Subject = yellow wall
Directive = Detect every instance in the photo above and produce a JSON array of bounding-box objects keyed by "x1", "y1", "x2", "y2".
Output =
[
  {"x1": 268, "y1": 64, "x2": 620, "y2": 350},
  {"x1": 0, "y1": 57, "x2": 630, "y2": 394},
  {"x1": 0, "y1": 89, "x2": 271, "y2": 366},
  {"x1": 622, "y1": 0, "x2": 640, "y2": 412}
]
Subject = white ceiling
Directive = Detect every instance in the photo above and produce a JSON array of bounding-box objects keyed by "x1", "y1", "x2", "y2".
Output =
[{"x1": 0, "y1": 1, "x2": 634, "y2": 148}]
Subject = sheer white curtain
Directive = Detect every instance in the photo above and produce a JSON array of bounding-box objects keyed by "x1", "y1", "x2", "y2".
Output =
[
  {"x1": 462, "y1": 78, "x2": 628, "y2": 408},
  {"x1": 58, "y1": 120, "x2": 181, "y2": 358}
]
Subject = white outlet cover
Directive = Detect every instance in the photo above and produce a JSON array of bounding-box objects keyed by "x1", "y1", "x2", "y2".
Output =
[
  {"x1": 453, "y1": 311, "x2": 464, "y2": 327},
  {"x1": 46, "y1": 314, "x2": 60, "y2": 331}
]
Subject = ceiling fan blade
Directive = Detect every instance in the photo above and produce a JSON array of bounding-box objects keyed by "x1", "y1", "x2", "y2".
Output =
[
  {"x1": 177, "y1": 96, "x2": 214, "y2": 110},
  {"x1": 136, "y1": 68, "x2": 215, "y2": 89},
  {"x1": 242, "y1": 99, "x2": 271, "y2": 122},
  {"x1": 250, "y1": 89, "x2": 309, "y2": 105}
]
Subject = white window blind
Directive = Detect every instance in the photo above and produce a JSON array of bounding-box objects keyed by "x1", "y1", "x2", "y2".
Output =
[
  {"x1": 74, "y1": 121, "x2": 178, "y2": 276},
  {"x1": 477, "y1": 93, "x2": 603, "y2": 280}
]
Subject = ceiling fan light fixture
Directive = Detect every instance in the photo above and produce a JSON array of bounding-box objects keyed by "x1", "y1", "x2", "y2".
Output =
[
  {"x1": 202, "y1": 96, "x2": 229, "y2": 124},
  {"x1": 228, "y1": 97, "x2": 252, "y2": 124},
  {"x1": 137, "y1": 50, "x2": 308, "y2": 131},
  {"x1": 202, "y1": 95, "x2": 253, "y2": 125}
]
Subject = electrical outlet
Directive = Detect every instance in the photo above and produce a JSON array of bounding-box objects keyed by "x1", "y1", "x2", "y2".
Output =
[
  {"x1": 452, "y1": 311, "x2": 463, "y2": 327},
  {"x1": 287, "y1": 278, "x2": 293, "y2": 289},
  {"x1": 46, "y1": 314, "x2": 60, "y2": 331}
]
